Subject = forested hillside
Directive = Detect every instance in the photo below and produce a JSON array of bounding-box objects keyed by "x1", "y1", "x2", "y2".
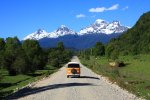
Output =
[
  {"x1": 106, "y1": 11, "x2": 150, "y2": 56},
  {"x1": 0, "y1": 37, "x2": 72, "y2": 98}
]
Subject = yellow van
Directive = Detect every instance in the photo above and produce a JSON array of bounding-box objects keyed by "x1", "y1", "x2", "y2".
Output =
[{"x1": 66, "y1": 62, "x2": 80, "y2": 78}]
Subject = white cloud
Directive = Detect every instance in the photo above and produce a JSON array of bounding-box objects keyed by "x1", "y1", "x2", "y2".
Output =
[
  {"x1": 107, "y1": 4, "x2": 119, "y2": 10},
  {"x1": 122, "y1": 6, "x2": 129, "y2": 10},
  {"x1": 76, "y1": 14, "x2": 86, "y2": 18},
  {"x1": 89, "y1": 7, "x2": 105, "y2": 12},
  {"x1": 89, "y1": 4, "x2": 119, "y2": 13}
]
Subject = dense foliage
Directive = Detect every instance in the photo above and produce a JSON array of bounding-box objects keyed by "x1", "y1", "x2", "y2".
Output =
[
  {"x1": 78, "y1": 42, "x2": 105, "y2": 59},
  {"x1": 47, "y1": 42, "x2": 72, "y2": 68},
  {"x1": 0, "y1": 37, "x2": 72, "y2": 76},
  {"x1": 106, "y1": 11, "x2": 150, "y2": 56}
]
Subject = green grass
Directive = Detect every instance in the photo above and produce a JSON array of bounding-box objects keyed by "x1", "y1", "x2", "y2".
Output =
[
  {"x1": 80, "y1": 54, "x2": 150, "y2": 100},
  {"x1": 0, "y1": 65, "x2": 58, "y2": 98}
]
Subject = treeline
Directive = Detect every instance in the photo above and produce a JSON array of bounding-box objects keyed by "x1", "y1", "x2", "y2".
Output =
[
  {"x1": 78, "y1": 41, "x2": 127, "y2": 60},
  {"x1": 0, "y1": 37, "x2": 72, "y2": 76},
  {"x1": 78, "y1": 42, "x2": 105, "y2": 59}
]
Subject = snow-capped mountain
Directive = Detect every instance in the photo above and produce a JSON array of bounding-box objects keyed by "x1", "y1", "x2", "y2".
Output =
[
  {"x1": 23, "y1": 25, "x2": 77, "y2": 40},
  {"x1": 50, "y1": 25, "x2": 77, "y2": 38},
  {"x1": 23, "y1": 29, "x2": 49, "y2": 40},
  {"x1": 23, "y1": 19, "x2": 129, "y2": 49},
  {"x1": 78, "y1": 19, "x2": 129, "y2": 35},
  {"x1": 23, "y1": 19, "x2": 129, "y2": 40}
]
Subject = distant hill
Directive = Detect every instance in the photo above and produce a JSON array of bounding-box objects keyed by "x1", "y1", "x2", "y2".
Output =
[
  {"x1": 39, "y1": 33, "x2": 121, "y2": 50},
  {"x1": 107, "y1": 11, "x2": 150, "y2": 55}
]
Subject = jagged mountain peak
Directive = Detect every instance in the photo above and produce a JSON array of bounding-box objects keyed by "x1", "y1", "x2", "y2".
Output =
[
  {"x1": 56, "y1": 25, "x2": 72, "y2": 33},
  {"x1": 23, "y1": 19, "x2": 129, "y2": 40},
  {"x1": 23, "y1": 25, "x2": 77, "y2": 40},
  {"x1": 94, "y1": 19, "x2": 108, "y2": 24},
  {"x1": 111, "y1": 21, "x2": 121, "y2": 26},
  {"x1": 23, "y1": 29, "x2": 49, "y2": 40},
  {"x1": 78, "y1": 19, "x2": 128, "y2": 35},
  {"x1": 36, "y1": 29, "x2": 46, "y2": 34},
  {"x1": 50, "y1": 25, "x2": 77, "y2": 38},
  {"x1": 60, "y1": 25, "x2": 67, "y2": 28}
]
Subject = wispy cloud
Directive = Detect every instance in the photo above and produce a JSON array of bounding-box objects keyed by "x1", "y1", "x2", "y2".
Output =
[
  {"x1": 122, "y1": 6, "x2": 129, "y2": 10},
  {"x1": 89, "y1": 7, "x2": 105, "y2": 13},
  {"x1": 76, "y1": 14, "x2": 86, "y2": 18},
  {"x1": 89, "y1": 4, "x2": 119, "y2": 13},
  {"x1": 107, "y1": 4, "x2": 119, "y2": 10}
]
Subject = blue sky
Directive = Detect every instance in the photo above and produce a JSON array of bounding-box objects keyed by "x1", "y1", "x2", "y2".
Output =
[{"x1": 0, "y1": 0, "x2": 150, "y2": 40}]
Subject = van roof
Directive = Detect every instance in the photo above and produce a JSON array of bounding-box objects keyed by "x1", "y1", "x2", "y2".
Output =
[{"x1": 68, "y1": 62, "x2": 79, "y2": 64}]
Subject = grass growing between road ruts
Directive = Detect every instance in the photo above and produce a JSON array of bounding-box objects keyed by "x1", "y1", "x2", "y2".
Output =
[
  {"x1": 0, "y1": 65, "x2": 58, "y2": 99},
  {"x1": 79, "y1": 54, "x2": 150, "y2": 99}
]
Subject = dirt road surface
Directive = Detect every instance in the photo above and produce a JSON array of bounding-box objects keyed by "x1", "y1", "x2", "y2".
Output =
[{"x1": 10, "y1": 56, "x2": 141, "y2": 100}]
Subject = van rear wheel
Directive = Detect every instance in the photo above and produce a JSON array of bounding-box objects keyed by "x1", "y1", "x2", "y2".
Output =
[{"x1": 71, "y1": 69, "x2": 77, "y2": 74}]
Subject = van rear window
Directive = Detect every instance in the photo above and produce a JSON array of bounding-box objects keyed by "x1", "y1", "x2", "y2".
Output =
[{"x1": 68, "y1": 64, "x2": 80, "y2": 68}]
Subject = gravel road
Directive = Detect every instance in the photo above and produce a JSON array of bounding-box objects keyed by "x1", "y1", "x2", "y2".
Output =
[{"x1": 10, "y1": 56, "x2": 142, "y2": 100}]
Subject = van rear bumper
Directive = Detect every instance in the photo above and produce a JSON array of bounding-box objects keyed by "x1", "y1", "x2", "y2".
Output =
[{"x1": 67, "y1": 74, "x2": 80, "y2": 77}]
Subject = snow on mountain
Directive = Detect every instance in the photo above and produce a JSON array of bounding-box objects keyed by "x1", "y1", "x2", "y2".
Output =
[
  {"x1": 78, "y1": 19, "x2": 129, "y2": 35},
  {"x1": 23, "y1": 19, "x2": 129, "y2": 40},
  {"x1": 49, "y1": 25, "x2": 77, "y2": 38},
  {"x1": 23, "y1": 25, "x2": 77, "y2": 40},
  {"x1": 23, "y1": 29, "x2": 49, "y2": 40}
]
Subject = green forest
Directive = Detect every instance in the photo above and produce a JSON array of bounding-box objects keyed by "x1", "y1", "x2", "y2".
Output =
[
  {"x1": 106, "y1": 11, "x2": 150, "y2": 56},
  {"x1": 0, "y1": 37, "x2": 72, "y2": 98},
  {"x1": 0, "y1": 37, "x2": 72, "y2": 76}
]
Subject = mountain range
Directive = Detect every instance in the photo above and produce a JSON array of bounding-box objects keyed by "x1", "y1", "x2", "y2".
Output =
[{"x1": 23, "y1": 19, "x2": 129, "y2": 49}]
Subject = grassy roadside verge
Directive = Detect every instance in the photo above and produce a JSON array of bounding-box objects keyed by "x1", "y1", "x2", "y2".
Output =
[
  {"x1": 79, "y1": 55, "x2": 150, "y2": 99},
  {"x1": 0, "y1": 65, "x2": 58, "y2": 99}
]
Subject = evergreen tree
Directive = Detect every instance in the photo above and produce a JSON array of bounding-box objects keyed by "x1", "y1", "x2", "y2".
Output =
[
  {"x1": 93, "y1": 42, "x2": 105, "y2": 57},
  {"x1": 4, "y1": 37, "x2": 23, "y2": 75},
  {"x1": 47, "y1": 42, "x2": 72, "y2": 68},
  {"x1": 57, "y1": 42, "x2": 65, "y2": 51},
  {"x1": 0, "y1": 38, "x2": 5, "y2": 69},
  {"x1": 22, "y1": 39, "x2": 45, "y2": 73},
  {"x1": 0, "y1": 38, "x2": 5, "y2": 50},
  {"x1": 48, "y1": 50, "x2": 60, "y2": 67}
]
